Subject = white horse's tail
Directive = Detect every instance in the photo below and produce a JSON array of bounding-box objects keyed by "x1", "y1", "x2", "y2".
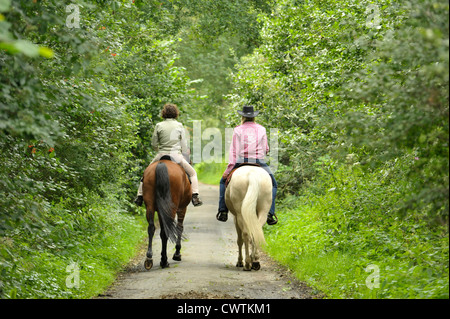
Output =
[{"x1": 241, "y1": 172, "x2": 266, "y2": 247}]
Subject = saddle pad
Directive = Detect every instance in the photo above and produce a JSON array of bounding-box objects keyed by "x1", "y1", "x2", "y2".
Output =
[
  {"x1": 225, "y1": 163, "x2": 261, "y2": 188},
  {"x1": 159, "y1": 155, "x2": 191, "y2": 184}
]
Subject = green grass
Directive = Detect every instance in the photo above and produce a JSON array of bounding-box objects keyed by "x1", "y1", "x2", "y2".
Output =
[
  {"x1": 264, "y1": 202, "x2": 378, "y2": 298},
  {"x1": 193, "y1": 161, "x2": 449, "y2": 299},
  {"x1": 265, "y1": 198, "x2": 449, "y2": 299},
  {"x1": 1, "y1": 161, "x2": 225, "y2": 299},
  {"x1": 0, "y1": 185, "x2": 147, "y2": 299},
  {"x1": 264, "y1": 158, "x2": 449, "y2": 299},
  {"x1": 195, "y1": 161, "x2": 227, "y2": 185}
]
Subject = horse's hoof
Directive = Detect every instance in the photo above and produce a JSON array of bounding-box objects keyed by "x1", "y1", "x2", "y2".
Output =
[
  {"x1": 252, "y1": 262, "x2": 261, "y2": 271},
  {"x1": 173, "y1": 254, "x2": 181, "y2": 261},
  {"x1": 144, "y1": 258, "x2": 153, "y2": 270},
  {"x1": 160, "y1": 261, "x2": 170, "y2": 269},
  {"x1": 236, "y1": 261, "x2": 244, "y2": 267},
  {"x1": 243, "y1": 264, "x2": 251, "y2": 271}
]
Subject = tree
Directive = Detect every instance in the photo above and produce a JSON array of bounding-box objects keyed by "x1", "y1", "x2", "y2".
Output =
[
  {"x1": 229, "y1": 0, "x2": 449, "y2": 221},
  {"x1": 0, "y1": 0, "x2": 190, "y2": 232}
]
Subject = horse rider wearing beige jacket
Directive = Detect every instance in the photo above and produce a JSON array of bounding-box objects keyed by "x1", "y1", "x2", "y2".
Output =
[{"x1": 135, "y1": 103, "x2": 203, "y2": 207}]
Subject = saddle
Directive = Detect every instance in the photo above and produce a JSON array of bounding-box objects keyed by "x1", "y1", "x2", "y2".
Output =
[
  {"x1": 159, "y1": 155, "x2": 191, "y2": 184},
  {"x1": 160, "y1": 154, "x2": 176, "y2": 161},
  {"x1": 225, "y1": 163, "x2": 261, "y2": 188}
]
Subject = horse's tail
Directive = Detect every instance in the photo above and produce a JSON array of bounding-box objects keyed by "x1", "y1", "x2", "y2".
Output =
[
  {"x1": 155, "y1": 161, "x2": 178, "y2": 243},
  {"x1": 241, "y1": 172, "x2": 266, "y2": 247}
]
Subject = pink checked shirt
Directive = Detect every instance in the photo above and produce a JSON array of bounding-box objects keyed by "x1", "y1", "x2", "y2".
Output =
[{"x1": 224, "y1": 122, "x2": 269, "y2": 176}]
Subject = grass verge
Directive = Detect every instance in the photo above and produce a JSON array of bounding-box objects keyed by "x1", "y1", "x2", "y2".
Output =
[
  {"x1": 264, "y1": 160, "x2": 449, "y2": 299},
  {"x1": 0, "y1": 185, "x2": 147, "y2": 299},
  {"x1": 194, "y1": 161, "x2": 227, "y2": 185}
]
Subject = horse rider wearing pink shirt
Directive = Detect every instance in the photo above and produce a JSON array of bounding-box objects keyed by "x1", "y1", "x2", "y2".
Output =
[{"x1": 217, "y1": 105, "x2": 278, "y2": 225}]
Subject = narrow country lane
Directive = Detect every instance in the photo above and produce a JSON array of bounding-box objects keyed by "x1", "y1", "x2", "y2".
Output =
[{"x1": 99, "y1": 183, "x2": 315, "y2": 299}]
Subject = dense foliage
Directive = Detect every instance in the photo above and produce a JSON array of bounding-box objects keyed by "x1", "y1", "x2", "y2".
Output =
[
  {"x1": 230, "y1": 0, "x2": 448, "y2": 220},
  {"x1": 1, "y1": 0, "x2": 448, "y2": 299},
  {"x1": 265, "y1": 156, "x2": 448, "y2": 298},
  {"x1": 228, "y1": 0, "x2": 448, "y2": 298},
  {"x1": 0, "y1": 0, "x2": 189, "y2": 298},
  {"x1": 168, "y1": 0, "x2": 272, "y2": 125},
  {"x1": 0, "y1": 0, "x2": 270, "y2": 299}
]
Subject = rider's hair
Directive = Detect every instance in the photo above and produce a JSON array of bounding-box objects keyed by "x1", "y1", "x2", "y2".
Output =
[
  {"x1": 241, "y1": 116, "x2": 255, "y2": 124},
  {"x1": 161, "y1": 103, "x2": 179, "y2": 119}
]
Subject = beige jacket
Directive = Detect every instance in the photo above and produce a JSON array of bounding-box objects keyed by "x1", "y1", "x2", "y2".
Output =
[{"x1": 151, "y1": 119, "x2": 188, "y2": 154}]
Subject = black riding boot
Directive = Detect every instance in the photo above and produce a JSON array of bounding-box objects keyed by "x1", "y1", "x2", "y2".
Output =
[
  {"x1": 134, "y1": 195, "x2": 143, "y2": 206},
  {"x1": 266, "y1": 213, "x2": 278, "y2": 225},
  {"x1": 216, "y1": 210, "x2": 228, "y2": 222}
]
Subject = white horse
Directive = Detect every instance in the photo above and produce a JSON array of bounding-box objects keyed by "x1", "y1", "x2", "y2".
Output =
[{"x1": 225, "y1": 165, "x2": 273, "y2": 271}]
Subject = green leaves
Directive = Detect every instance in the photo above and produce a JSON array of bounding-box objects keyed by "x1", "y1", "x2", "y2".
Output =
[
  {"x1": 230, "y1": 0, "x2": 448, "y2": 222},
  {"x1": 111, "y1": 1, "x2": 121, "y2": 12},
  {"x1": 0, "y1": 0, "x2": 54, "y2": 58},
  {"x1": 0, "y1": 0, "x2": 190, "y2": 298},
  {"x1": 0, "y1": 39, "x2": 53, "y2": 58},
  {"x1": 265, "y1": 155, "x2": 449, "y2": 298},
  {"x1": 0, "y1": 0, "x2": 11, "y2": 12},
  {"x1": 232, "y1": 0, "x2": 448, "y2": 298}
]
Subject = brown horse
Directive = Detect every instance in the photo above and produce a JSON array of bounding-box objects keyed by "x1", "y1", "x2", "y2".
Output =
[{"x1": 142, "y1": 157, "x2": 191, "y2": 270}]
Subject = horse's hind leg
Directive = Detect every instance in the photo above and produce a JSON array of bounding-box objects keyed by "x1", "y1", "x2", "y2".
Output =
[
  {"x1": 250, "y1": 210, "x2": 264, "y2": 271},
  {"x1": 251, "y1": 204, "x2": 269, "y2": 271},
  {"x1": 159, "y1": 221, "x2": 170, "y2": 268},
  {"x1": 235, "y1": 220, "x2": 244, "y2": 268},
  {"x1": 251, "y1": 241, "x2": 261, "y2": 271},
  {"x1": 243, "y1": 233, "x2": 252, "y2": 271},
  {"x1": 236, "y1": 216, "x2": 251, "y2": 271},
  {"x1": 173, "y1": 208, "x2": 186, "y2": 261},
  {"x1": 145, "y1": 210, "x2": 155, "y2": 270}
]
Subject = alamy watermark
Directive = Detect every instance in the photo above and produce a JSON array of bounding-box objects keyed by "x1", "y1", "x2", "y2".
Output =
[
  {"x1": 365, "y1": 4, "x2": 382, "y2": 29},
  {"x1": 365, "y1": 264, "x2": 380, "y2": 290},
  {"x1": 66, "y1": 3, "x2": 80, "y2": 29},
  {"x1": 177, "y1": 120, "x2": 279, "y2": 173},
  {"x1": 66, "y1": 262, "x2": 80, "y2": 289}
]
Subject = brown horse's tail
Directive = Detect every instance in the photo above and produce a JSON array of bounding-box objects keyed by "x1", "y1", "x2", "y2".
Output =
[{"x1": 155, "y1": 161, "x2": 178, "y2": 243}]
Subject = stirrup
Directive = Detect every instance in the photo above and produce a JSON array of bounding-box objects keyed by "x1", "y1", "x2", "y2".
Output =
[
  {"x1": 216, "y1": 211, "x2": 228, "y2": 222},
  {"x1": 267, "y1": 213, "x2": 278, "y2": 225}
]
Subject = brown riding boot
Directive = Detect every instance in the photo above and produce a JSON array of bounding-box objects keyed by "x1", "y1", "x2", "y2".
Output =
[{"x1": 192, "y1": 193, "x2": 203, "y2": 207}]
